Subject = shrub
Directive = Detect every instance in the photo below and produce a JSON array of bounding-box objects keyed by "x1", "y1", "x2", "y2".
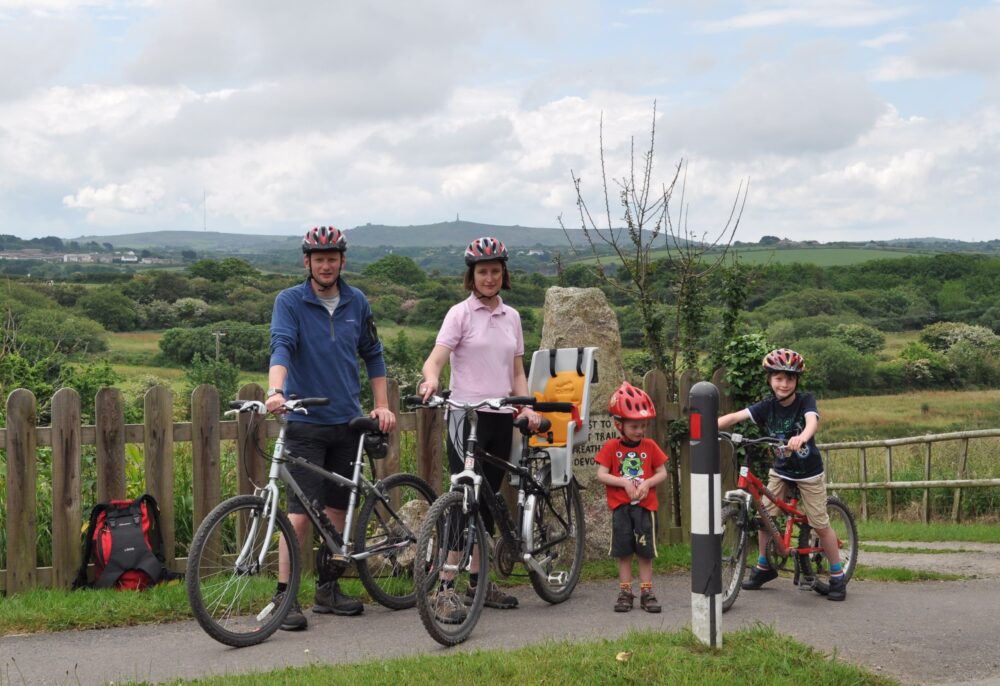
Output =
[
  {"x1": 796, "y1": 338, "x2": 875, "y2": 394},
  {"x1": 832, "y1": 323, "x2": 885, "y2": 354}
]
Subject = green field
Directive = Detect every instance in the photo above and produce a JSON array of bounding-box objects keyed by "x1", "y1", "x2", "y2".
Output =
[{"x1": 575, "y1": 245, "x2": 928, "y2": 268}]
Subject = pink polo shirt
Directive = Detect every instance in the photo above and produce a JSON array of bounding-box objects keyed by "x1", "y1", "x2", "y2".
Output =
[{"x1": 436, "y1": 294, "x2": 525, "y2": 403}]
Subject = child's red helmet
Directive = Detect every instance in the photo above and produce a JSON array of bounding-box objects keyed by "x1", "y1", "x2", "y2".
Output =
[
  {"x1": 608, "y1": 382, "x2": 656, "y2": 420},
  {"x1": 762, "y1": 348, "x2": 805, "y2": 374}
]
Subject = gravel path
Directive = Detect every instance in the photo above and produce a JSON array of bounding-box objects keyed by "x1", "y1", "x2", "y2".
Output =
[{"x1": 860, "y1": 540, "x2": 1000, "y2": 578}]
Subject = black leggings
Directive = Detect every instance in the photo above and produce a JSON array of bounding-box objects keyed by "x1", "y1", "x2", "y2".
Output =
[{"x1": 446, "y1": 410, "x2": 514, "y2": 535}]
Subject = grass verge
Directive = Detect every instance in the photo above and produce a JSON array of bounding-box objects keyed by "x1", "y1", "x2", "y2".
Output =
[
  {"x1": 123, "y1": 626, "x2": 897, "y2": 686},
  {"x1": 857, "y1": 520, "x2": 1000, "y2": 543}
]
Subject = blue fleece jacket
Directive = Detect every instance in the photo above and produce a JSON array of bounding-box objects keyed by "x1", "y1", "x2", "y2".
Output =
[{"x1": 269, "y1": 277, "x2": 386, "y2": 425}]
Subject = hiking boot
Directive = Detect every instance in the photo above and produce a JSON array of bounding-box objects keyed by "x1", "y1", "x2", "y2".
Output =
[
  {"x1": 640, "y1": 589, "x2": 661, "y2": 613},
  {"x1": 313, "y1": 580, "x2": 364, "y2": 616},
  {"x1": 466, "y1": 581, "x2": 519, "y2": 609},
  {"x1": 432, "y1": 588, "x2": 468, "y2": 625},
  {"x1": 614, "y1": 588, "x2": 635, "y2": 612},
  {"x1": 272, "y1": 591, "x2": 307, "y2": 631},
  {"x1": 742, "y1": 566, "x2": 778, "y2": 590},
  {"x1": 827, "y1": 574, "x2": 847, "y2": 601}
]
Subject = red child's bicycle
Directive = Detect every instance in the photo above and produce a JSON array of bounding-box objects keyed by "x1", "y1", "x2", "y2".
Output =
[{"x1": 718, "y1": 432, "x2": 858, "y2": 611}]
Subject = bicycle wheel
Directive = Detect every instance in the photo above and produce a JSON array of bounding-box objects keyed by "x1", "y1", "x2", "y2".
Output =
[
  {"x1": 720, "y1": 503, "x2": 749, "y2": 612},
  {"x1": 354, "y1": 473, "x2": 436, "y2": 610},
  {"x1": 186, "y1": 495, "x2": 300, "y2": 648},
  {"x1": 524, "y1": 470, "x2": 584, "y2": 604},
  {"x1": 798, "y1": 495, "x2": 858, "y2": 595},
  {"x1": 413, "y1": 489, "x2": 488, "y2": 646}
]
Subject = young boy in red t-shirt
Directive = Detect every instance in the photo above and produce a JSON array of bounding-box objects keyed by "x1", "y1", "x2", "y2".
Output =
[{"x1": 595, "y1": 382, "x2": 669, "y2": 613}]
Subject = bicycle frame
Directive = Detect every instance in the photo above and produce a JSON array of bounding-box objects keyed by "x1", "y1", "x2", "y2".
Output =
[
  {"x1": 447, "y1": 406, "x2": 574, "y2": 577},
  {"x1": 725, "y1": 466, "x2": 821, "y2": 559},
  {"x1": 249, "y1": 415, "x2": 388, "y2": 567}
]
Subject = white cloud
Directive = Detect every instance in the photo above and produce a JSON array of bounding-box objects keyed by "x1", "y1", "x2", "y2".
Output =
[
  {"x1": 696, "y1": 1, "x2": 910, "y2": 32},
  {"x1": 860, "y1": 30, "x2": 909, "y2": 49}
]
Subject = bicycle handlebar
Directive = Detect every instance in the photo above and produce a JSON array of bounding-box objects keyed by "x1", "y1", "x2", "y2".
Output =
[
  {"x1": 225, "y1": 397, "x2": 330, "y2": 416},
  {"x1": 718, "y1": 431, "x2": 786, "y2": 449},
  {"x1": 405, "y1": 394, "x2": 576, "y2": 415}
]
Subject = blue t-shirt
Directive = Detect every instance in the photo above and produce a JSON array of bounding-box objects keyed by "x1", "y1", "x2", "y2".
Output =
[{"x1": 746, "y1": 393, "x2": 822, "y2": 480}]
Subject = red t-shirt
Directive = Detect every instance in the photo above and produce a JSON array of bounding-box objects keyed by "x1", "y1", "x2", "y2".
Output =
[{"x1": 594, "y1": 437, "x2": 668, "y2": 511}]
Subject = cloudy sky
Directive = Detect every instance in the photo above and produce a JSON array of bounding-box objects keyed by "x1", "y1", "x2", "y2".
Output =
[{"x1": 1, "y1": 1, "x2": 998, "y2": 243}]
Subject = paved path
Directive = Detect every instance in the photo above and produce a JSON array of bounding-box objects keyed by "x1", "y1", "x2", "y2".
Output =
[{"x1": 3, "y1": 570, "x2": 999, "y2": 686}]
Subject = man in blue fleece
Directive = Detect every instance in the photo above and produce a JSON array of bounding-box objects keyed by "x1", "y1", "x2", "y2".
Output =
[{"x1": 265, "y1": 225, "x2": 396, "y2": 631}]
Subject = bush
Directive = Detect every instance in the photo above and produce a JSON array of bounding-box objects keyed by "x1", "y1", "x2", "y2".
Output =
[
  {"x1": 796, "y1": 338, "x2": 876, "y2": 394},
  {"x1": 947, "y1": 340, "x2": 1000, "y2": 387},
  {"x1": 831, "y1": 323, "x2": 885, "y2": 354},
  {"x1": 898, "y1": 342, "x2": 954, "y2": 388}
]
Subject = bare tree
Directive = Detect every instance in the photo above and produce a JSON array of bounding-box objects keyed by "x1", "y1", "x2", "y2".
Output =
[{"x1": 559, "y1": 103, "x2": 748, "y2": 396}]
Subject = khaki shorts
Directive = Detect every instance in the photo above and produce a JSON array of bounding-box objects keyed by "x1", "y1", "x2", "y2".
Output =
[{"x1": 762, "y1": 470, "x2": 830, "y2": 530}]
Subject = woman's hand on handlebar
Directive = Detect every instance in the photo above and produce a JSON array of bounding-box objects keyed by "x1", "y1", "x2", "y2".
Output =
[
  {"x1": 418, "y1": 378, "x2": 439, "y2": 403},
  {"x1": 517, "y1": 406, "x2": 542, "y2": 431}
]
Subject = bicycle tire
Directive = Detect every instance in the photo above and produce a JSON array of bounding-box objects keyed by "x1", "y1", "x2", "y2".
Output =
[
  {"x1": 186, "y1": 495, "x2": 300, "y2": 648},
  {"x1": 413, "y1": 490, "x2": 489, "y2": 646},
  {"x1": 720, "y1": 503, "x2": 749, "y2": 612},
  {"x1": 524, "y1": 469, "x2": 584, "y2": 604},
  {"x1": 354, "y1": 473, "x2": 436, "y2": 610},
  {"x1": 798, "y1": 495, "x2": 858, "y2": 595}
]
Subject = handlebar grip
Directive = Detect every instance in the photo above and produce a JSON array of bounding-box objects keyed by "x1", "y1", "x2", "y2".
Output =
[
  {"x1": 298, "y1": 397, "x2": 329, "y2": 407},
  {"x1": 228, "y1": 400, "x2": 245, "y2": 409},
  {"x1": 534, "y1": 401, "x2": 575, "y2": 413},
  {"x1": 404, "y1": 395, "x2": 426, "y2": 406},
  {"x1": 538, "y1": 417, "x2": 552, "y2": 433},
  {"x1": 503, "y1": 396, "x2": 535, "y2": 406}
]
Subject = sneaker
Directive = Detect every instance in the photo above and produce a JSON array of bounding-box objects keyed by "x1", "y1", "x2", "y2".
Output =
[
  {"x1": 313, "y1": 580, "x2": 364, "y2": 616},
  {"x1": 614, "y1": 588, "x2": 635, "y2": 613},
  {"x1": 272, "y1": 591, "x2": 307, "y2": 631},
  {"x1": 465, "y1": 581, "x2": 519, "y2": 609},
  {"x1": 432, "y1": 588, "x2": 468, "y2": 624},
  {"x1": 827, "y1": 574, "x2": 847, "y2": 601},
  {"x1": 742, "y1": 566, "x2": 778, "y2": 590},
  {"x1": 640, "y1": 589, "x2": 661, "y2": 613}
]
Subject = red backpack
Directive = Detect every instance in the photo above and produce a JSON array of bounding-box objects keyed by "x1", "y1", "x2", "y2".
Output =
[{"x1": 73, "y1": 494, "x2": 174, "y2": 590}]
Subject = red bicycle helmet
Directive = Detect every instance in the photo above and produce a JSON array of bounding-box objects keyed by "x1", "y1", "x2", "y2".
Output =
[
  {"x1": 302, "y1": 226, "x2": 347, "y2": 253},
  {"x1": 608, "y1": 382, "x2": 656, "y2": 420},
  {"x1": 762, "y1": 348, "x2": 805, "y2": 374},
  {"x1": 464, "y1": 236, "x2": 508, "y2": 265}
]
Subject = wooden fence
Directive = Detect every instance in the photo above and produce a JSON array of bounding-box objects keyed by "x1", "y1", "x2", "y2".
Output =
[
  {"x1": 4, "y1": 371, "x2": 997, "y2": 595},
  {"x1": 820, "y1": 429, "x2": 1000, "y2": 523}
]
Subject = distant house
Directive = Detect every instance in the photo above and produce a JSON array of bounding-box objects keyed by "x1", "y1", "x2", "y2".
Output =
[
  {"x1": 62, "y1": 253, "x2": 98, "y2": 263},
  {"x1": 118, "y1": 251, "x2": 139, "y2": 263}
]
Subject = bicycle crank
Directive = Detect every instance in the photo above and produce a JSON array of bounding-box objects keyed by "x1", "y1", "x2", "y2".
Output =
[{"x1": 494, "y1": 537, "x2": 518, "y2": 578}]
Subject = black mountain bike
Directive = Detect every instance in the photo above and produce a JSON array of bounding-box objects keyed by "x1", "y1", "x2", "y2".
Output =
[{"x1": 408, "y1": 392, "x2": 585, "y2": 646}]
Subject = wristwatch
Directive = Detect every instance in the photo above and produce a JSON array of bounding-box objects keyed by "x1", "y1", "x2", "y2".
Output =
[{"x1": 266, "y1": 387, "x2": 283, "y2": 398}]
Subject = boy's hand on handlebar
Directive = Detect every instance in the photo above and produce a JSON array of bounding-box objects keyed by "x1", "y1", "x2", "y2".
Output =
[
  {"x1": 265, "y1": 392, "x2": 286, "y2": 414},
  {"x1": 786, "y1": 435, "x2": 805, "y2": 453},
  {"x1": 370, "y1": 406, "x2": 396, "y2": 433}
]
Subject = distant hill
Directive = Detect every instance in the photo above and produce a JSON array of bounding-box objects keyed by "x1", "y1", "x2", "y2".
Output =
[{"x1": 74, "y1": 221, "x2": 589, "y2": 252}]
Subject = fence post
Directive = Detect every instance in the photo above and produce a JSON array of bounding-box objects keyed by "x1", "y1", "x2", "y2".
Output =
[
  {"x1": 191, "y1": 384, "x2": 221, "y2": 533},
  {"x1": 951, "y1": 438, "x2": 969, "y2": 523},
  {"x1": 688, "y1": 381, "x2": 722, "y2": 648},
  {"x1": 922, "y1": 442, "x2": 932, "y2": 524},
  {"x1": 381, "y1": 378, "x2": 401, "y2": 481},
  {"x1": 885, "y1": 446, "x2": 894, "y2": 521},
  {"x1": 415, "y1": 406, "x2": 443, "y2": 493},
  {"x1": 236, "y1": 383, "x2": 267, "y2": 494},
  {"x1": 644, "y1": 369, "x2": 681, "y2": 544},
  {"x1": 677, "y1": 369, "x2": 700, "y2": 543},
  {"x1": 95, "y1": 387, "x2": 126, "y2": 502},
  {"x1": 144, "y1": 385, "x2": 175, "y2": 569},
  {"x1": 5, "y1": 389, "x2": 38, "y2": 594},
  {"x1": 859, "y1": 448, "x2": 869, "y2": 522},
  {"x1": 50, "y1": 388, "x2": 82, "y2": 589}
]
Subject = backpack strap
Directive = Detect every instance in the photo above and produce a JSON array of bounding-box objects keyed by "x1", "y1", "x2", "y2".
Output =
[{"x1": 73, "y1": 502, "x2": 108, "y2": 590}]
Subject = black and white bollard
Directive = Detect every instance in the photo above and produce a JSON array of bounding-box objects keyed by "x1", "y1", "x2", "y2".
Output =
[{"x1": 689, "y1": 381, "x2": 722, "y2": 647}]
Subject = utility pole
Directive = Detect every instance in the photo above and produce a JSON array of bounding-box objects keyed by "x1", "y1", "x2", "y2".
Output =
[{"x1": 212, "y1": 331, "x2": 226, "y2": 361}]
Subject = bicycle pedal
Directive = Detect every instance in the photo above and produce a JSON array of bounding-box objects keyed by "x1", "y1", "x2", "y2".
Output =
[{"x1": 797, "y1": 577, "x2": 816, "y2": 591}]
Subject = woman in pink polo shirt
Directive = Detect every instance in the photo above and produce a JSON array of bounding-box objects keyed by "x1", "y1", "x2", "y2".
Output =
[{"x1": 419, "y1": 235, "x2": 541, "y2": 617}]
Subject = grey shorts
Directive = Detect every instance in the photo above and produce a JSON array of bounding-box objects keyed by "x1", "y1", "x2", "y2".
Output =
[
  {"x1": 283, "y1": 421, "x2": 359, "y2": 513},
  {"x1": 610, "y1": 504, "x2": 657, "y2": 560}
]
